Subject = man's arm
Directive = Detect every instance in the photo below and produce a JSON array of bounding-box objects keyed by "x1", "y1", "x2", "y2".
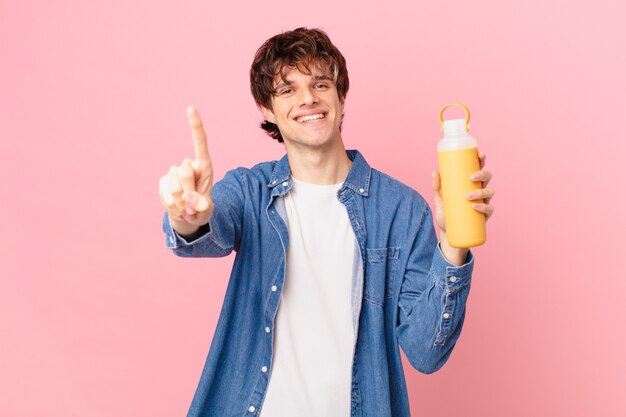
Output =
[
  {"x1": 396, "y1": 204, "x2": 474, "y2": 374},
  {"x1": 395, "y1": 150, "x2": 494, "y2": 373}
]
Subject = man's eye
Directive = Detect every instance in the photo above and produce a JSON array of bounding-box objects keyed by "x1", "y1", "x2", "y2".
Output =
[
  {"x1": 278, "y1": 89, "x2": 293, "y2": 95},
  {"x1": 314, "y1": 83, "x2": 329, "y2": 89}
]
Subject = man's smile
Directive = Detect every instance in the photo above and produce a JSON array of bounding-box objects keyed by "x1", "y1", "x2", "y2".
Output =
[
  {"x1": 296, "y1": 113, "x2": 326, "y2": 123},
  {"x1": 294, "y1": 112, "x2": 327, "y2": 124}
]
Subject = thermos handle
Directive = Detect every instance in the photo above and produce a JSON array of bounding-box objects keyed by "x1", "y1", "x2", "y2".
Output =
[{"x1": 439, "y1": 103, "x2": 470, "y2": 133}]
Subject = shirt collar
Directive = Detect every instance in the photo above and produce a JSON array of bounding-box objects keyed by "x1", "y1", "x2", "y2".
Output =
[{"x1": 268, "y1": 149, "x2": 371, "y2": 197}]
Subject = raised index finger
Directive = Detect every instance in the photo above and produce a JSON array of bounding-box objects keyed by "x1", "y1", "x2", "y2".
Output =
[{"x1": 187, "y1": 106, "x2": 210, "y2": 161}]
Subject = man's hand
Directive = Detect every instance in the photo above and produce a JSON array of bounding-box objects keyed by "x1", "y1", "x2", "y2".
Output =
[
  {"x1": 159, "y1": 107, "x2": 215, "y2": 238},
  {"x1": 432, "y1": 150, "x2": 495, "y2": 264}
]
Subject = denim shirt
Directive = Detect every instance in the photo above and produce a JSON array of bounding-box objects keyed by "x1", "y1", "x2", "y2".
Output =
[{"x1": 163, "y1": 150, "x2": 474, "y2": 417}]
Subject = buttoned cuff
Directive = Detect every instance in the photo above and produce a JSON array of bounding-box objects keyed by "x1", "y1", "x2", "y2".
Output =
[
  {"x1": 163, "y1": 212, "x2": 212, "y2": 249},
  {"x1": 430, "y1": 243, "x2": 474, "y2": 292}
]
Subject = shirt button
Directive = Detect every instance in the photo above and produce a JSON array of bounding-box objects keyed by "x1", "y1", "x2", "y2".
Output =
[
  {"x1": 271, "y1": 285, "x2": 278, "y2": 292},
  {"x1": 359, "y1": 188, "x2": 365, "y2": 193},
  {"x1": 282, "y1": 181, "x2": 288, "y2": 186},
  {"x1": 449, "y1": 276, "x2": 458, "y2": 283},
  {"x1": 272, "y1": 180, "x2": 276, "y2": 185},
  {"x1": 248, "y1": 405, "x2": 256, "y2": 413},
  {"x1": 265, "y1": 326, "x2": 271, "y2": 333},
  {"x1": 443, "y1": 313, "x2": 451, "y2": 319},
  {"x1": 261, "y1": 366, "x2": 268, "y2": 373}
]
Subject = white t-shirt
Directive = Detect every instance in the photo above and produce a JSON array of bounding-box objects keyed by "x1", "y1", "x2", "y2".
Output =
[{"x1": 259, "y1": 176, "x2": 356, "y2": 417}]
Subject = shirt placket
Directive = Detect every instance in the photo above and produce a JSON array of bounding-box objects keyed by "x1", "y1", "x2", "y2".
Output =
[
  {"x1": 245, "y1": 182, "x2": 290, "y2": 415},
  {"x1": 339, "y1": 187, "x2": 367, "y2": 416}
]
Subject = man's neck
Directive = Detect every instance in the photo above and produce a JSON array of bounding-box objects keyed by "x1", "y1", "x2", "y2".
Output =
[{"x1": 285, "y1": 140, "x2": 352, "y2": 185}]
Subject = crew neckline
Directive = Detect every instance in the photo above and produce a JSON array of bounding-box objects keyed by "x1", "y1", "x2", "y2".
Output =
[
  {"x1": 291, "y1": 175, "x2": 345, "y2": 188},
  {"x1": 291, "y1": 175, "x2": 344, "y2": 189}
]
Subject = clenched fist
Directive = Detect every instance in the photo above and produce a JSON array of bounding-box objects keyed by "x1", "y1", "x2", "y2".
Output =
[{"x1": 159, "y1": 107, "x2": 214, "y2": 238}]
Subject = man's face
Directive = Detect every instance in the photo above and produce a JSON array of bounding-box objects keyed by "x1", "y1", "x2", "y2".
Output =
[{"x1": 261, "y1": 65, "x2": 344, "y2": 150}]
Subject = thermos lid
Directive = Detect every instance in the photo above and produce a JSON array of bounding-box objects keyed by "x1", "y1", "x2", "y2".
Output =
[{"x1": 443, "y1": 119, "x2": 469, "y2": 136}]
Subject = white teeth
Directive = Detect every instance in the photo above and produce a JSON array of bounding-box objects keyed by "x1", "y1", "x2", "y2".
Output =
[{"x1": 297, "y1": 113, "x2": 325, "y2": 123}]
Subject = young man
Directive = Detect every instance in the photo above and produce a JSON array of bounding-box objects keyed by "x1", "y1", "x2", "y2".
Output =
[{"x1": 159, "y1": 28, "x2": 494, "y2": 417}]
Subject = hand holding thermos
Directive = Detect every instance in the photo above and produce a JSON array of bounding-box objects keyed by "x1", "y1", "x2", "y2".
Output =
[{"x1": 432, "y1": 103, "x2": 495, "y2": 248}]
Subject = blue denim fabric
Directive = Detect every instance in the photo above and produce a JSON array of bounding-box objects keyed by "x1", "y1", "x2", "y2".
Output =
[{"x1": 163, "y1": 150, "x2": 474, "y2": 417}]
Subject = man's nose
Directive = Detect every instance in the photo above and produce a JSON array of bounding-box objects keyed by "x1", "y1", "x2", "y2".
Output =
[{"x1": 299, "y1": 87, "x2": 318, "y2": 106}]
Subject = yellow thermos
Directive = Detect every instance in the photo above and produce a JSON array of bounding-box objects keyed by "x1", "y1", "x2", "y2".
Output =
[{"x1": 437, "y1": 103, "x2": 486, "y2": 248}]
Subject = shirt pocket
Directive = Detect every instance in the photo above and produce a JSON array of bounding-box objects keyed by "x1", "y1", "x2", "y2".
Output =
[{"x1": 364, "y1": 247, "x2": 399, "y2": 306}]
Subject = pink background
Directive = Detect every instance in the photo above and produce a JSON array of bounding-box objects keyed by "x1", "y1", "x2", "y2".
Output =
[{"x1": 2, "y1": 0, "x2": 625, "y2": 416}]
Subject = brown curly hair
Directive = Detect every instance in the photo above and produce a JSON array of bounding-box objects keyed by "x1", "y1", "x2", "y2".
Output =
[{"x1": 249, "y1": 27, "x2": 350, "y2": 143}]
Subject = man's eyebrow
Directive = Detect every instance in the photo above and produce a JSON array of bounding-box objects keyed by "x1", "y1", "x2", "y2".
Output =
[
  {"x1": 274, "y1": 80, "x2": 293, "y2": 90},
  {"x1": 312, "y1": 74, "x2": 332, "y2": 81},
  {"x1": 274, "y1": 74, "x2": 333, "y2": 91}
]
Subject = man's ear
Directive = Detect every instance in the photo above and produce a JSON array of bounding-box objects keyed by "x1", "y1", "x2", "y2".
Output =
[{"x1": 261, "y1": 106, "x2": 276, "y2": 124}]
